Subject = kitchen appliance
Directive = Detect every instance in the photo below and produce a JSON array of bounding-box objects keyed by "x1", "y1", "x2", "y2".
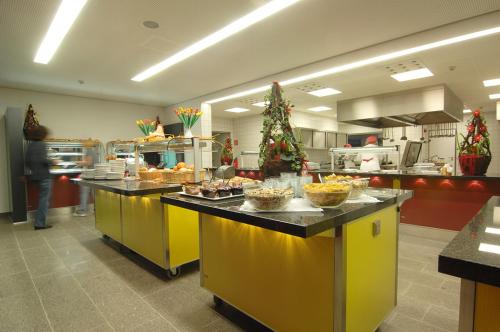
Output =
[
  {"x1": 400, "y1": 141, "x2": 423, "y2": 169},
  {"x1": 337, "y1": 85, "x2": 463, "y2": 128}
]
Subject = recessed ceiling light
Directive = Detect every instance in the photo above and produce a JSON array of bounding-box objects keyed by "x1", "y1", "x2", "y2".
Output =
[
  {"x1": 483, "y1": 78, "x2": 500, "y2": 87},
  {"x1": 224, "y1": 107, "x2": 250, "y2": 113},
  {"x1": 252, "y1": 101, "x2": 269, "y2": 107},
  {"x1": 143, "y1": 20, "x2": 159, "y2": 29},
  {"x1": 308, "y1": 106, "x2": 332, "y2": 112},
  {"x1": 205, "y1": 25, "x2": 500, "y2": 104},
  {"x1": 489, "y1": 93, "x2": 500, "y2": 100},
  {"x1": 131, "y1": 0, "x2": 300, "y2": 82},
  {"x1": 308, "y1": 88, "x2": 342, "y2": 97},
  {"x1": 391, "y1": 68, "x2": 434, "y2": 82},
  {"x1": 463, "y1": 109, "x2": 472, "y2": 114},
  {"x1": 34, "y1": 0, "x2": 88, "y2": 64}
]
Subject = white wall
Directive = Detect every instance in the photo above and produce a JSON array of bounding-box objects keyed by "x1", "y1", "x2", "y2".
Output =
[{"x1": 0, "y1": 87, "x2": 165, "y2": 213}]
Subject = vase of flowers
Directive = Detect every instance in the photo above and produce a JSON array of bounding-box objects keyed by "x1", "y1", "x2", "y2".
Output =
[
  {"x1": 458, "y1": 109, "x2": 491, "y2": 176},
  {"x1": 175, "y1": 107, "x2": 202, "y2": 138},
  {"x1": 136, "y1": 119, "x2": 156, "y2": 136}
]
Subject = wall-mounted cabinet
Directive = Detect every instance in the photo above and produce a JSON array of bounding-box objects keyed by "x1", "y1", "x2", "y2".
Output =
[
  {"x1": 294, "y1": 127, "x2": 347, "y2": 150},
  {"x1": 313, "y1": 131, "x2": 326, "y2": 149}
]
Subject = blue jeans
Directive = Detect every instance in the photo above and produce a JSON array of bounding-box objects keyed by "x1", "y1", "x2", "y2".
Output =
[
  {"x1": 76, "y1": 185, "x2": 92, "y2": 214},
  {"x1": 35, "y1": 178, "x2": 53, "y2": 228}
]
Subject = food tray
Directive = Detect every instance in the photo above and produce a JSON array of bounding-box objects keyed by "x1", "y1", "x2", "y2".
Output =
[{"x1": 179, "y1": 192, "x2": 244, "y2": 201}]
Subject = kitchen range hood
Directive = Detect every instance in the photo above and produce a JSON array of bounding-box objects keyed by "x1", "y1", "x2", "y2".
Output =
[{"x1": 337, "y1": 85, "x2": 463, "y2": 128}]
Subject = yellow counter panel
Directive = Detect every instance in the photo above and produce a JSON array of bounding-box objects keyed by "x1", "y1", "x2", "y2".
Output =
[
  {"x1": 166, "y1": 205, "x2": 199, "y2": 268},
  {"x1": 95, "y1": 189, "x2": 122, "y2": 242}
]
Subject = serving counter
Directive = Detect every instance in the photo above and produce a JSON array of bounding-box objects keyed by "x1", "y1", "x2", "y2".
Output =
[
  {"x1": 75, "y1": 179, "x2": 199, "y2": 277},
  {"x1": 161, "y1": 189, "x2": 412, "y2": 331},
  {"x1": 310, "y1": 171, "x2": 500, "y2": 231},
  {"x1": 438, "y1": 196, "x2": 500, "y2": 332}
]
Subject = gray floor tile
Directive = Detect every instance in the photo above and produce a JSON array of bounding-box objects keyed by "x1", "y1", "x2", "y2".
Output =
[
  {"x1": 0, "y1": 271, "x2": 35, "y2": 299},
  {"x1": 398, "y1": 267, "x2": 446, "y2": 289},
  {"x1": 0, "y1": 247, "x2": 22, "y2": 262},
  {"x1": 0, "y1": 256, "x2": 27, "y2": 277},
  {"x1": 405, "y1": 283, "x2": 460, "y2": 311},
  {"x1": 422, "y1": 305, "x2": 459, "y2": 331},
  {"x1": 128, "y1": 317, "x2": 178, "y2": 332},
  {"x1": 202, "y1": 317, "x2": 244, "y2": 332},
  {"x1": 25, "y1": 255, "x2": 68, "y2": 278},
  {"x1": 0, "y1": 290, "x2": 52, "y2": 331},
  {"x1": 384, "y1": 313, "x2": 448, "y2": 332}
]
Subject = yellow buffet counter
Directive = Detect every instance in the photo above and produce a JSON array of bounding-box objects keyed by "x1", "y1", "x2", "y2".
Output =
[
  {"x1": 76, "y1": 179, "x2": 199, "y2": 277},
  {"x1": 161, "y1": 188, "x2": 412, "y2": 331}
]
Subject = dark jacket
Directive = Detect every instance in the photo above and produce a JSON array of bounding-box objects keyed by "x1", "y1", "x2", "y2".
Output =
[{"x1": 25, "y1": 141, "x2": 51, "y2": 181}]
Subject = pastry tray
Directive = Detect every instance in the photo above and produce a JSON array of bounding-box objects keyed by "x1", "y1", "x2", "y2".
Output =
[{"x1": 179, "y1": 192, "x2": 244, "y2": 201}]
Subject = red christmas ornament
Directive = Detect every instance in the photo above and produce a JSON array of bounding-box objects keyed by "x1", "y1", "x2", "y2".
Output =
[
  {"x1": 467, "y1": 125, "x2": 474, "y2": 133},
  {"x1": 473, "y1": 110, "x2": 481, "y2": 118},
  {"x1": 474, "y1": 134, "x2": 482, "y2": 143}
]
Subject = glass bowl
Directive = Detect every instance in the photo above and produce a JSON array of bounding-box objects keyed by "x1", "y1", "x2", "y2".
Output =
[
  {"x1": 244, "y1": 186, "x2": 293, "y2": 211},
  {"x1": 349, "y1": 178, "x2": 369, "y2": 199},
  {"x1": 303, "y1": 183, "x2": 352, "y2": 208}
]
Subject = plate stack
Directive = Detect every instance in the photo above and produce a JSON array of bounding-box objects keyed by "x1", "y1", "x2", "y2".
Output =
[
  {"x1": 94, "y1": 163, "x2": 111, "y2": 180},
  {"x1": 107, "y1": 159, "x2": 126, "y2": 180},
  {"x1": 81, "y1": 169, "x2": 95, "y2": 180}
]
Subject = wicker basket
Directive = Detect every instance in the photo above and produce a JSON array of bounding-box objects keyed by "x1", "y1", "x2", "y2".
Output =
[
  {"x1": 161, "y1": 172, "x2": 184, "y2": 184},
  {"x1": 138, "y1": 171, "x2": 162, "y2": 181},
  {"x1": 183, "y1": 170, "x2": 206, "y2": 183}
]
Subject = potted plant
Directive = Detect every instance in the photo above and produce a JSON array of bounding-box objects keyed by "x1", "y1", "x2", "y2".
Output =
[
  {"x1": 457, "y1": 109, "x2": 491, "y2": 176},
  {"x1": 259, "y1": 82, "x2": 305, "y2": 177},
  {"x1": 175, "y1": 107, "x2": 202, "y2": 138}
]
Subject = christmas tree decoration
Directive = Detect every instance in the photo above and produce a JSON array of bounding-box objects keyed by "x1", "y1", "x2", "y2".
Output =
[
  {"x1": 221, "y1": 137, "x2": 234, "y2": 165},
  {"x1": 458, "y1": 109, "x2": 491, "y2": 175},
  {"x1": 23, "y1": 104, "x2": 40, "y2": 140},
  {"x1": 259, "y1": 82, "x2": 305, "y2": 177}
]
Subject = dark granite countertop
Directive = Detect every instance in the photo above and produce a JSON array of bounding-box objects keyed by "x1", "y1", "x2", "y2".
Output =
[
  {"x1": 309, "y1": 170, "x2": 500, "y2": 180},
  {"x1": 439, "y1": 196, "x2": 500, "y2": 287},
  {"x1": 73, "y1": 179, "x2": 182, "y2": 196},
  {"x1": 161, "y1": 189, "x2": 412, "y2": 238}
]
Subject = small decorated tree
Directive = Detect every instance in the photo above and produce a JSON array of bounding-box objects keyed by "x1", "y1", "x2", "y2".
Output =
[
  {"x1": 458, "y1": 109, "x2": 491, "y2": 175},
  {"x1": 221, "y1": 137, "x2": 233, "y2": 165},
  {"x1": 259, "y1": 82, "x2": 305, "y2": 177}
]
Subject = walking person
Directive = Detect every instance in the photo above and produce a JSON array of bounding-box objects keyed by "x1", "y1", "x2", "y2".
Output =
[
  {"x1": 74, "y1": 139, "x2": 97, "y2": 217},
  {"x1": 25, "y1": 126, "x2": 53, "y2": 230}
]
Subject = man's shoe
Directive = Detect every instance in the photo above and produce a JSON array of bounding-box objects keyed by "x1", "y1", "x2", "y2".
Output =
[{"x1": 34, "y1": 225, "x2": 53, "y2": 230}]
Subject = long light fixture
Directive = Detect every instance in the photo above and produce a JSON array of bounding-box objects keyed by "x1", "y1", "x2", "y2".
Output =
[
  {"x1": 34, "y1": 0, "x2": 88, "y2": 64},
  {"x1": 463, "y1": 109, "x2": 472, "y2": 114},
  {"x1": 205, "y1": 25, "x2": 500, "y2": 104},
  {"x1": 308, "y1": 87, "x2": 342, "y2": 97},
  {"x1": 131, "y1": 0, "x2": 300, "y2": 82},
  {"x1": 489, "y1": 93, "x2": 500, "y2": 100},
  {"x1": 252, "y1": 101, "x2": 269, "y2": 107},
  {"x1": 483, "y1": 78, "x2": 500, "y2": 87},
  {"x1": 308, "y1": 106, "x2": 331, "y2": 112},
  {"x1": 224, "y1": 107, "x2": 249, "y2": 113},
  {"x1": 391, "y1": 68, "x2": 433, "y2": 82},
  {"x1": 479, "y1": 243, "x2": 500, "y2": 255}
]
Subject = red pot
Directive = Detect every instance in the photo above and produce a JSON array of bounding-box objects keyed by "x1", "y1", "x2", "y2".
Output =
[{"x1": 459, "y1": 154, "x2": 491, "y2": 176}]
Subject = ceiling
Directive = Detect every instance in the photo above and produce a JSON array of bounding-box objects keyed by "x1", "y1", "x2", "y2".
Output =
[
  {"x1": 211, "y1": 30, "x2": 500, "y2": 118},
  {"x1": 1, "y1": 0, "x2": 500, "y2": 109}
]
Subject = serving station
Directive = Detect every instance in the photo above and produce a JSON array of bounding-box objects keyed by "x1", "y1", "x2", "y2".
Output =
[
  {"x1": 439, "y1": 196, "x2": 500, "y2": 332},
  {"x1": 162, "y1": 188, "x2": 412, "y2": 331}
]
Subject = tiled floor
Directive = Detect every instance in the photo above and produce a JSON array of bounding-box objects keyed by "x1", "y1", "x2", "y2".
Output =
[{"x1": 0, "y1": 213, "x2": 459, "y2": 332}]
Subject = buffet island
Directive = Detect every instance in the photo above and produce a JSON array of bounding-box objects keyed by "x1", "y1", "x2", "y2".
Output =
[
  {"x1": 161, "y1": 187, "x2": 412, "y2": 331},
  {"x1": 438, "y1": 196, "x2": 500, "y2": 332},
  {"x1": 75, "y1": 179, "x2": 199, "y2": 277}
]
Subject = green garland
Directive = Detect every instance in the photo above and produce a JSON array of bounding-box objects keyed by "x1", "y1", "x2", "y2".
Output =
[{"x1": 258, "y1": 82, "x2": 305, "y2": 172}]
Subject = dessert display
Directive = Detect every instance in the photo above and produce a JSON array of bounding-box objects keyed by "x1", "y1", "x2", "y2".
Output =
[
  {"x1": 201, "y1": 186, "x2": 217, "y2": 198},
  {"x1": 303, "y1": 183, "x2": 352, "y2": 207},
  {"x1": 349, "y1": 178, "x2": 369, "y2": 199},
  {"x1": 183, "y1": 184, "x2": 201, "y2": 195},
  {"x1": 324, "y1": 174, "x2": 353, "y2": 182},
  {"x1": 230, "y1": 184, "x2": 244, "y2": 195},
  {"x1": 217, "y1": 186, "x2": 232, "y2": 198},
  {"x1": 244, "y1": 187, "x2": 293, "y2": 211},
  {"x1": 180, "y1": 177, "x2": 247, "y2": 200}
]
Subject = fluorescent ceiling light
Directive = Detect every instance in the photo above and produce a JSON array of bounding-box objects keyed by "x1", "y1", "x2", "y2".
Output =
[
  {"x1": 463, "y1": 109, "x2": 472, "y2": 114},
  {"x1": 224, "y1": 107, "x2": 249, "y2": 113},
  {"x1": 34, "y1": 0, "x2": 87, "y2": 64},
  {"x1": 205, "y1": 25, "x2": 500, "y2": 104},
  {"x1": 308, "y1": 106, "x2": 331, "y2": 112},
  {"x1": 489, "y1": 93, "x2": 500, "y2": 100},
  {"x1": 483, "y1": 78, "x2": 500, "y2": 87},
  {"x1": 485, "y1": 227, "x2": 500, "y2": 235},
  {"x1": 479, "y1": 243, "x2": 500, "y2": 255},
  {"x1": 131, "y1": 0, "x2": 300, "y2": 82},
  {"x1": 308, "y1": 87, "x2": 342, "y2": 97},
  {"x1": 252, "y1": 101, "x2": 269, "y2": 107},
  {"x1": 391, "y1": 68, "x2": 434, "y2": 82}
]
